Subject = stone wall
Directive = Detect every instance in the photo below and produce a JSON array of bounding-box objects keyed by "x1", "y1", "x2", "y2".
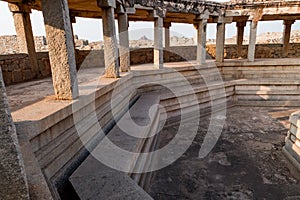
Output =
[
  {"x1": 0, "y1": 52, "x2": 51, "y2": 85},
  {"x1": 0, "y1": 36, "x2": 48, "y2": 54},
  {"x1": 207, "y1": 43, "x2": 300, "y2": 59},
  {"x1": 1, "y1": 43, "x2": 300, "y2": 86}
]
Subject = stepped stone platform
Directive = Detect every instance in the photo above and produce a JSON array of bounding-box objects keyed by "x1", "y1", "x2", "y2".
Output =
[{"x1": 5, "y1": 58, "x2": 300, "y2": 199}]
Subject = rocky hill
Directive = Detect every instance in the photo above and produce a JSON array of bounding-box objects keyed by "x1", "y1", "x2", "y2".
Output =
[{"x1": 1, "y1": 30, "x2": 300, "y2": 54}]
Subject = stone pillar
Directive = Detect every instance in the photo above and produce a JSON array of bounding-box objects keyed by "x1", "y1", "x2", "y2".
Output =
[
  {"x1": 195, "y1": 18, "x2": 208, "y2": 64},
  {"x1": 282, "y1": 20, "x2": 295, "y2": 58},
  {"x1": 248, "y1": 20, "x2": 258, "y2": 62},
  {"x1": 98, "y1": 0, "x2": 120, "y2": 78},
  {"x1": 164, "y1": 22, "x2": 171, "y2": 62},
  {"x1": 154, "y1": 16, "x2": 164, "y2": 69},
  {"x1": 236, "y1": 21, "x2": 246, "y2": 58},
  {"x1": 216, "y1": 22, "x2": 226, "y2": 62},
  {"x1": 164, "y1": 22, "x2": 171, "y2": 51},
  {"x1": 0, "y1": 68, "x2": 29, "y2": 200},
  {"x1": 9, "y1": 3, "x2": 39, "y2": 76},
  {"x1": 117, "y1": 6, "x2": 130, "y2": 72},
  {"x1": 41, "y1": 0, "x2": 79, "y2": 100}
]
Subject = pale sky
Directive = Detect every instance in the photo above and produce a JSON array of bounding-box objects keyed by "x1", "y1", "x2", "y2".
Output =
[{"x1": 0, "y1": 1, "x2": 300, "y2": 42}]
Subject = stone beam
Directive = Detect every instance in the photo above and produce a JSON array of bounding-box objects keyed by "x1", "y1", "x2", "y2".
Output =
[
  {"x1": 248, "y1": 20, "x2": 258, "y2": 62},
  {"x1": 236, "y1": 21, "x2": 246, "y2": 58},
  {"x1": 41, "y1": 0, "x2": 79, "y2": 100},
  {"x1": 282, "y1": 20, "x2": 295, "y2": 58},
  {"x1": 9, "y1": 3, "x2": 39, "y2": 77},
  {"x1": 99, "y1": 0, "x2": 120, "y2": 77},
  {"x1": 154, "y1": 16, "x2": 164, "y2": 69},
  {"x1": 117, "y1": 5, "x2": 130, "y2": 72},
  {"x1": 0, "y1": 68, "x2": 29, "y2": 200}
]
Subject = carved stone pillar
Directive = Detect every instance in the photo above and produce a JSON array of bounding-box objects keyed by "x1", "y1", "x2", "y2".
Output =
[
  {"x1": 236, "y1": 21, "x2": 246, "y2": 58},
  {"x1": 9, "y1": 3, "x2": 39, "y2": 77},
  {"x1": 216, "y1": 22, "x2": 226, "y2": 62},
  {"x1": 98, "y1": 0, "x2": 120, "y2": 78},
  {"x1": 248, "y1": 20, "x2": 258, "y2": 62},
  {"x1": 154, "y1": 16, "x2": 164, "y2": 69},
  {"x1": 41, "y1": 0, "x2": 79, "y2": 100},
  {"x1": 282, "y1": 20, "x2": 295, "y2": 58},
  {"x1": 117, "y1": 5, "x2": 130, "y2": 72}
]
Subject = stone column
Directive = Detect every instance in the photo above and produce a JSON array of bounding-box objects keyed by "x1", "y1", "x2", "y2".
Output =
[
  {"x1": 0, "y1": 68, "x2": 29, "y2": 200},
  {"x1": 236, "y1": 21, "x2": 246, "y2": 58},
  {"x1": 164, "y1": 22, "x2": 171, "y2": 51},
  {"x1": 98, "y1": 0, "x2": 120, "y2": 78},
  {"x1": 154, "y1": 16, "x2": 164, "y2": 69},
  {"x1": 216, "y1": 22, "x2": 226, "y2": 62},
  {"x1": 248, "y1": 20, "x2": 258, "y2": 62},
  {"x1": 282, "y1": 20, "x2": 295, "y2": 58},
  {"x1": 41, "y1": 0, "x2": 79, "y2": 100},
  {"x1": 117, "y1": 6, "x2": 130, "y2": 72},
  {"x1": 195, "y1": 18, "x2": 208, "y2": 64},
  {"x1": 164, "y1": 22, "x2": 171, "y2": 62},
  {"x1": 9, "y1": 3, "x2": 39, "y2": 77}
]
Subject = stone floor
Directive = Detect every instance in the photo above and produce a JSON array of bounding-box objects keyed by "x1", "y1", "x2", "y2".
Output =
[{"x1": 149, "y1": 106, "x2": 300, "y2": 200}]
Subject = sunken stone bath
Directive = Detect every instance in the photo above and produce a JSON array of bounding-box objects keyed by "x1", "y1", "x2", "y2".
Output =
[{"x1": 1, "y1": 0, "x2": 300, "y2": 199}]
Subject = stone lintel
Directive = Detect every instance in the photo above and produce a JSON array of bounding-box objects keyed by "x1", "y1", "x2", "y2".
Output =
[
  {"x1": 126, "y1": 7, "x2": 136, "y2": 14},
  {"x1": 97, "y1": 0, "x2": 116, "y2": 8},
  {"x1": 213, "y1": 16, "x2": 233, "y2": 24},
  {"x1": 8, "y1": 3, "x2": 31, "y2": 13}
]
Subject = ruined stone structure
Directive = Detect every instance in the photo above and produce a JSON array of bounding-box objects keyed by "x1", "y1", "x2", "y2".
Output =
[{"x1": 1, "y1": 0, "x2": 300, "y2": 199}]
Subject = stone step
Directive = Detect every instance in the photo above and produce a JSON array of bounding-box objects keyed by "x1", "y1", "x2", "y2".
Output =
[
  {"x1": 236, "y1": 100, "x2": 300, "y2": 107},
  {"x1": 236, "y1": 94, "x2": 300, "y2": 101},
  {"x1": 69, "y1": 93, "x2": 161, "y2": 200}
]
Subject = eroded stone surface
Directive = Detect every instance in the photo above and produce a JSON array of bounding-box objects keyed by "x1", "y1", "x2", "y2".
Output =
[
  {"x1": 0, "y1": 69, "x2": 29, "y2": 200},
  {"x1": 149, "y1": 107, "x2": 300, "y2": 199}
]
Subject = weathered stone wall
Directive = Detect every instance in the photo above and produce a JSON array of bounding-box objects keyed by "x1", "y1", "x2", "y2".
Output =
[
  {"x1": 0, "y1": 36, "x2": 48, "y2": 54},
  {"x1": 2, "y1": 43, "x2": 300, "y2": 86},
  {"x1": 0, "y1": 53, "x2": 51, "y2": 85},
  {"x1": 207, "y1": 43, "x2": 300, "y2": 59}
]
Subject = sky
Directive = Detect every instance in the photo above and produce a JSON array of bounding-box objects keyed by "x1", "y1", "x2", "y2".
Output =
[{"x1": 0, "y1": 1, "x2": 300, "y2": 42}]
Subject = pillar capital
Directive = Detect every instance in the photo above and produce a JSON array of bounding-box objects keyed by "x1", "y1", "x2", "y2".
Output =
[
  {"x1": 70, "y1": 15, "x2": 76, "y2": 23},
  {"x1": 8, "y1": 3, "x2": 31, "y2": 13},
  {"x1": 150, "y1": 10, "x2": 166, "y2": 19},
  {"x1": 236, "y1": 21, "x2": 247, "y2": 28},
  {"x1": 97, "y1": 0, "x2": 116, "y2": 8},
  {"x1": 193, "y1": 18, "x2": 208, "y2": 30},
  {"x1": 196, "y1": 11, "x2": 210, "y2": 21},
  {"x1": 283, "y1": 20, "x2": 296, "y2": 26},
  {"x1": 163, "y1": 22, "x2": 171, "y2": 28},
  {"x1": 116, "y1": 4, "x2": 125, "y2": 14}
]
